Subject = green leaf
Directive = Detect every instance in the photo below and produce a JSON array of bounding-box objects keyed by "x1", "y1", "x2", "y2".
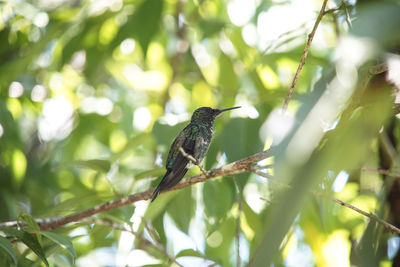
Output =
[
  {"x1": 114, "y1": 0, "x2": 163, "y2": 56},
  {"x1": 167, "y1": 187, "x2": 195, "y2": 233},
  {"x1": 135, "y1": 168, "x2": 165, "y2": 180},
  {"x1": 219, "y1": 117, "x2": 264, "y2": 189},
  {"x1": 58, "y1": 159, "x2": 111, "y2": 173},
  {"x1": 219, "y1": 52, "x2": 239, "y2": 90},
  {"x1": 205, "y1": 216, "x2": 236, "y2": 266},
  {"x1": 18, "y1": 213, "x2": 43, "y2": 245},
  {"x1": 176, "y1": 248, "x2": 205, "y2": 258},
  {"x1": 242, "y1": 200, "x2": 262, "y2": 236},
  {"x1": 135, "y1": 0, "x2": 163, "y2": 55},
  {"x1": 18, "y1": 213, "x2": 41, "y2": 232},
  {"x1": 352, "y1": 2, "x2": 400, "y2": 48},
  {"x1": 152, "y1": 121, "x2": 187, "y2": 149},
  {"x1": 0, "y1": 236, "x2": 17, "y2": 266},
  {"x1": 40, "y1": 231, "x2": 76, "y2": 260},
  {"x1": 199, "y1": 18, "x2": 225, "y2": 38},
  {"x1": 203, "y1": 179, "x2": 235, "y2": 220},
  {"x1": 2, "y1": 228, "x2": 49, "y2": 266}
]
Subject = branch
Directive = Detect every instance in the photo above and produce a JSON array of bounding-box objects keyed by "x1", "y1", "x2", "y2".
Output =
[
  {"x1": 282, "y1": 0, "x2": 329, "y2": 112},
  {"x1": 0, "y1": 149, "x2": 275, "y2": 231},
  {"x1": 236, "y1": 193, "x2": 242, "y2": 267},
  {"x1": 314, "y1": 192, "x2": 400, "y2": 235},
  {"x1": 252, "y1": 170, "x2": 400, "y2": 235},
  {"x1": 369, "y1": 63, "x2": 388, "y2": 75}
]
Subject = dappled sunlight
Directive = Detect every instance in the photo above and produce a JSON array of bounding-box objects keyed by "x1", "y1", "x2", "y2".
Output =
[
  {"x1": 1, "y1": 0, "x2": 400, "y2": 266},
  {"x1": 286, "y1": 36, "x2": 377, "y2": 165},
  {"x1": 38, "y1": 97, "x2": 74, "y2": 141}
]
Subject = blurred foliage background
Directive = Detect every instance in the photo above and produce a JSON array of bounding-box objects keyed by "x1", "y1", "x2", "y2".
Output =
[{"x1": 1, "y1": 0, "x2": 400, "y2": 266}]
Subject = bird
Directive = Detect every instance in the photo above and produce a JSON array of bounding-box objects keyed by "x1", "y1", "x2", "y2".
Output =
[{"x1": 150, "y1": 106, "x2": 241, "y2": 202}]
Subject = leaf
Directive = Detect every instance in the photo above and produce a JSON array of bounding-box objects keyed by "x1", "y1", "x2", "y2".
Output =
[
  {"x1": 152, "y1": 121, "x2": 188, "y2": 149},
  {"x1": 18, "y1": 213, "x2": 42, "y2": 245},
  {"x1": 219, "y1": 117, "x2": 264, "y2": 190},
  {"x1": 199, "y1": 18, "x2": 226, "y2": 38},
  {"x1": 219, "y1": 52, "x2": 239, "y2": 91},
  {"x1": 176, "y1": 248, "x2": 205, "y2": 258},
  {"x1": 2, "y1": 228, "x2": 49, "y2": 266},
  {"x1": 205, "y1": 216, "x2": 236, "y2": 266},
  {"x1": 113, "y1": 0, "x2": 163, "y2": 56},
  {"x1": 135, "y1": 168, "x2": 165, "y2": 180},
  {"x1": 0, "y1": 236, "x2": 17, "y2": 266},
  {"x1": 242, "y1": 200, "x2": 262, "y2": 236},
  {"x1": 40, "y1": 231, "x2": 76, "y2": 260},
  {"x1": 351, "y1": 2, "x2": 400, "y2": 48},
  {"x1": 58, "y1": 159, "x2": 111, "y2": 173},
  {"x1": 133, "y1": 0, "x2": 163, "y2": 55},
  {"x1": 111, "y1": 133, "x2": 149, "y2": 162},
  {"x1": 167, "y1": 187, "x2": 195, "y2": 233},
  {"x1": 203, "y1": 179, "x2": 235, "y2": 220},
  {"x1": 18, "y1": 213, "x2": 41, "y2": 231}
]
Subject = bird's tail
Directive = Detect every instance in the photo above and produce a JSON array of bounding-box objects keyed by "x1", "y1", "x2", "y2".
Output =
[
  {"x1": 151, "y1": 170, "x2": 170, "y2": 202},
  {"x1": 150, "y1": 185, "x2": 161, "y2": 202}
]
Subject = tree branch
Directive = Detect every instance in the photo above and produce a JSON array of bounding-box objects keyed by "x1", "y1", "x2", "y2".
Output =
[
  {"x1": 0, "y1": 149, "x2": 275, "y2": 231},
  {"x1": 313, "y1": 192, "x2": 400, "y2": 235},
  {"x1": 282, "y1": 0, "x2": 329, "y2": 112},
  {"x1": 2, "y1": 146, "x2": 399, "y2": 236}
]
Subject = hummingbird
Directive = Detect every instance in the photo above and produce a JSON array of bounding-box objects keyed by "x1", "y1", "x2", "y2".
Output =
[{"x1": 151, "y1": 106, "x2": 241, "y2": 202}]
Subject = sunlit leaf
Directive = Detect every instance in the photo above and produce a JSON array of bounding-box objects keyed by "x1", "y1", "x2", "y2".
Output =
[
  {"x1": 40, "y1": 231, "x2": 76, "y2": 261},
  {"x1": 176, "y1": 248, "x2": 205, "y2": 258}
]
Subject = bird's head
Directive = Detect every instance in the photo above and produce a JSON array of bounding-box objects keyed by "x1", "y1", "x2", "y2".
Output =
[{"x1": 191, "y1": 106, "x2": 240, "y2": 124}]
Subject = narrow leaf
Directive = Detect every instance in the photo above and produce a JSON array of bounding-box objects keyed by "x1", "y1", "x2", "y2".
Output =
[
  {"x1": 41, "y1": 231, "x2": 76, "y2": 260},
  {"x1": 0, "y1": 236, "x2": 17, "y2": 266}
]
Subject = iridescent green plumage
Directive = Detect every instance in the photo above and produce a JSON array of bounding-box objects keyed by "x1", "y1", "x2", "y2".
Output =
[{"x1": 151, "y1": 106, "x2": 240, "y2": 202}]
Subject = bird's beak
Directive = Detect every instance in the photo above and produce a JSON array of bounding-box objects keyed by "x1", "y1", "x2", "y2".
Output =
[{"x1": 214, "y1": 106, "x2": 241, "y2": 116}]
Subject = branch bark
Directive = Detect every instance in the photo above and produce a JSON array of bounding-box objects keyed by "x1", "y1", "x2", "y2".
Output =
[
  {"x1": 282, "y1": 0, "x2": 329, "y2": 112},
  {"x1": 0, "y1": 149, "x2": 275, "y2": 231}
]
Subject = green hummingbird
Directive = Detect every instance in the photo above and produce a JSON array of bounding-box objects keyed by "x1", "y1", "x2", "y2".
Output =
[{"x1": 151, "y1": 106, "x2": 241, "y2": 202}]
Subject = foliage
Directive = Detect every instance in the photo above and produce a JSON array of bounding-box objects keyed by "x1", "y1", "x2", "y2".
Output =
[{"x1": 1, "y1": 0, "x2": 400, "y2": 266}]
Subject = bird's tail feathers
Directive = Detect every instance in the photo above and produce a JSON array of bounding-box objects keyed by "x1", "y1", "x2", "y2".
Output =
[
  {"x1": 150, "y1": 185, "x2": 161, "y2": 202},
  {"x1": 150, "y1": 170, "x2": 171, "y2": 202}
]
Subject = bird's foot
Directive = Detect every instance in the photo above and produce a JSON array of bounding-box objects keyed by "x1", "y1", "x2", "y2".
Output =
[{"x1": 197, "y1": 164, "x2": 208, "y2": 177}]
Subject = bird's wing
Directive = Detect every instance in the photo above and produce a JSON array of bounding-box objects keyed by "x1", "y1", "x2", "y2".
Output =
[
  {"x1": 151, "y1": 124, "x2": 200, "y2": 201},
  {"x1": 166, "y1": 124, "x2": 198, "y2": 169},
  {"x1": 153, "y1": 124, "x2": 198, "y2": 195}
]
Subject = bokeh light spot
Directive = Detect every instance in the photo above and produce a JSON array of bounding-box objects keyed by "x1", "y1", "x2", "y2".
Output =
[{"x1": 9, "y1": 81, "x2": 24, "y2": 98}]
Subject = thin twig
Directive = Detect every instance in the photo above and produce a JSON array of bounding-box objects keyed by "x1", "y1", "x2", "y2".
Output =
[
  {"x1": 81, "y1": 218, "x2": 182, "y2": 267},
  {"x1": 250, "y1": 167, "x2": 274, "y2": 180},
  {"x1": 313, "y1": 192, "x2": 400, "y2": 234},
  {"x1": 361, "y1": 167, "x2": 398, "y2": 177},
  {"x1": 178, "y1": 146, "x2": 208, "y2": 176},
  {"x1": 341, "y1": 0, "x2": 352, "y2": 28},
  {"x1": 250, "y1": 164, "x2": 274, "y2": 170},
  {"x1": 142, "y1": 218, "x2": 160, "y2": 244},
  {"x1": 236, "y1": 193, "x2": 242, "y2": 267},
  {"x1": 323, "y1": 2, "x2": 354, "y2": 16},
  {"x1": 0, "y1": 149, "x2": 275, "y2": 230},
  {"x1": 282, "y1": 0, "x2": 329, "y2": 112},
  {"x1": 369, "y1": 63, "x2": 388, "y2": 75}
]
